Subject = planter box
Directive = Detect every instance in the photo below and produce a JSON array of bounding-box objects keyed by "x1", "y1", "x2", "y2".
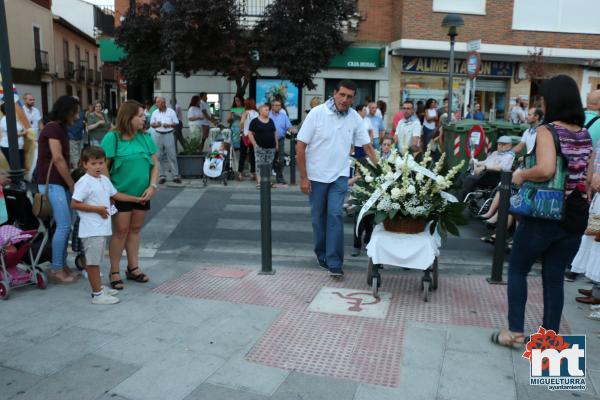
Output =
[{"x1": 177, "y1": 154, "x2": 205, "y2": 178}]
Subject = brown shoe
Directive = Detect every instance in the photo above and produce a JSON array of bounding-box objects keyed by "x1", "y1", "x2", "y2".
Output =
[
  {"x1": 48, "y1": 269, "x2": 76, "y2": 284},
  {"x1": 578, "y1": 288, "x2": 593, "y2": 296},
  {"x1": 576, "y1": 296, "x2": 600, "y2": 305}
]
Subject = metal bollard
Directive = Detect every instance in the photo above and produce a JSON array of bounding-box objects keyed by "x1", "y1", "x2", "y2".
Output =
[
  {"x1": 487, "y1": 170, "x2": 512, "y2": 284},
  {"x1": 259, "y1": 163, "x2": 274, "y2": 275},
  {"x1": 289, "y1": 133, "x2": 297, "y2": 185}
]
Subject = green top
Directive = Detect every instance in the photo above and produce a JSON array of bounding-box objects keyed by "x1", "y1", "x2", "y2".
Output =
[
  {"x1": 584, "y1": 110, "x2": 600, "y2": 147},
  {"x1": 87, "y1": 112, "x2": 109, "y2": 142},
  {"x1": 101, "y1": 130, "x2": 157, "y2": 197}
]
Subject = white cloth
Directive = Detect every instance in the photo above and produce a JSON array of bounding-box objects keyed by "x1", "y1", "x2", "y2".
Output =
[
  {"x1": 72, "y1": 174, "x2": 118, "y2": 238},
  {"x1": 187, "y1": 106, "x2": 202, "y2": 127},
  {"x1": 298, "y1": 103, "x2": 370, "y2": 183},
  {"x1": 23, "y1": 106, "x2": 42, "y2": 135},
  {"x1": 571, "y1": 235, "x2": 600, "y2": 283},
  {"x1": 484, "y1": 150, "x2": 515, "y2": 172},
  {"x1": 150, "y1": 108, "x2": 179, "y2": 133},
  {"x1": 423, "y1": 108, "x2": 437, "y2": 130},
  {"x1": 243, "y1": 110, "x2": 259, "y2": 136},
  {"x1": 394, "y1": 118, "x2": 422, "y2": 155},
  {"x1": 199, "y1": 100, "x2": 211, "y2": 127},
  {"x1": 366, "y1": 224, "x2": 440, "y2": 270},
  {"x1": 521, "y1": 126, "x2": 537, "y2": 153},
  {"x1": 0, "y1": 117, "x2": 24, "y2": 148}
]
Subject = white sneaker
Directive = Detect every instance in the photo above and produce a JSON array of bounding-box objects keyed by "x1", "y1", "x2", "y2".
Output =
[
  {"x1": 588, "y1": 311, "x2": 600, "y2": 321},
  {"x1": 590, "y1": 304, "x2": 600, "y2": 311},
  {"x1": 91, "y1": 292, "x2": 120, "y2": 305},
  {"x1": 102, "y1": 286, "x2": 119, "y2": 296}
]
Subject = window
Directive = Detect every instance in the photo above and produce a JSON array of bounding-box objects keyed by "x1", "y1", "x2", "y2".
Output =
[
  {"x1": 94, "y1": 55, "x2": 98, "y2": 71},
  {"x1": 87, "y1": 88, "x2": 93, "y2": 105},
  {"x1": 63, "y1": 40, "x2": 69, "y2": 61},
  {"x1": 75, "y1": 45, "x2": 80, "y2": 65},
  {"x1": 513, "y1": 0, "x2": 600, "y2": 34},
  {"x1": 433, "y1": 0, "x2": 486, "y2": 15},
  {"x1": 66, "y1": 84, "x2": 73, "y2": 96}
]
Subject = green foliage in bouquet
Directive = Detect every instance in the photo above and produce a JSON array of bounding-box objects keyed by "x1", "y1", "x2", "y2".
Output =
[{"x1": 351, "y1": 148, "x2": 469, "y2": 238}]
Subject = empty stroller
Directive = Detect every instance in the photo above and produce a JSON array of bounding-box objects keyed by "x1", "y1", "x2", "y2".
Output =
[{"x1": 203, "y1": 127, "x2": 233, "y2": 186}]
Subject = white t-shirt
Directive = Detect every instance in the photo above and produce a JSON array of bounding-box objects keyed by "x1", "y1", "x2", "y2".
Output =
[
  {"x1": 23, "y1": 106, "x2": 42, "y2": 135},
  {"x1": 150, "y1": 108, "x2": 179, "y2": 133},
  {"x1": 395, "y1": 118, "x2": 422, "y2": 155},
  {"x1": 521, "y1": 126, "x2": 537, "y2": 154},
  {"x1": 423, "y1": 108, "x2": 437, "y2": 130},
  {"x1": 187, "y1": 106, "x2": 202, "y2": 127},
  {"x1": 0, "y1": 117, "x2": 24, "y2": 149},
  {"x1": 243, "y1": 110, "x2": 259, "y2": 136},
  {"x1": 199, "y1": 100, "x2": 211, "y2": 127},
  {"x1": 298, "y1": 103, "x2": 370, "y2": 183},
  {"x1": 72, "y1": 174, "x2": 118, "y2": 238},
  {"x1": 363, "y1": 118, "x2": 374, "y2": 138}
]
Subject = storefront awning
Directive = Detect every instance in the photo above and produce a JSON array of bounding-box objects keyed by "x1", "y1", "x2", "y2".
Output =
[
  {"x1": 329, "y1": 48, "x2": 385, "y2": 69},
  {"x1": 99, "y1": 38, "x2": 126, "y2": 63}
]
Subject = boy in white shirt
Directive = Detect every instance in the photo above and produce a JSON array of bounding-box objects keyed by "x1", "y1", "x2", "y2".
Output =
[{"x1": 71, "y1": 146, "x2": 142, "y2": 305}]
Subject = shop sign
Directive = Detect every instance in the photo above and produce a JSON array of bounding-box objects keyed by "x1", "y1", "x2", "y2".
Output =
[
  {"x1": 402, "y1": 57, "x2": 513, "y2": 78},
  {"x1": 466, "y1": 52, "x2": 481, "y2": 79},
  {"x1": 329, "y1": 48, "x2": 385, "y2": 69}
]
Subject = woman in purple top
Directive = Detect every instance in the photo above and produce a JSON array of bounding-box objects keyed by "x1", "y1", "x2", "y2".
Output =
[{"x1": 492, "y1": 75, "x2": 593, "y2": 347}]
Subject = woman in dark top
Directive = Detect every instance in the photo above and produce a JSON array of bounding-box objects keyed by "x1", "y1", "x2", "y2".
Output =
[
  {"x1": 248, "y1": 104, "x2": 278, "y2": 187},
  {"x1": 492, "y1": 75, "x2": 593, "y2": 347},
  {"x1": 37, "y1": 95, "x2": 80, "y2": 283}
]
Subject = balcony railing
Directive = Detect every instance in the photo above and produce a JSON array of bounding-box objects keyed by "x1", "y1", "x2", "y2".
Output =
[
  {"x1": 64, "y1": 60, "x2": 75, "y2": 80},
  {"x1": 35, "y1": 49, "x2": 49, "y2": 72},
  {"x1": 77, "y1": 61, "x2": 86, "y2": 82},
  {"x1": 241, "y1": 0, "x2": 272, "y2": 16},
  {"x1": 87, "y1": 68, "x2": 94, "y2": 83}
]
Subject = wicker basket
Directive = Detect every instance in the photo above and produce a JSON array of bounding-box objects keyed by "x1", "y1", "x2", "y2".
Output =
[{"x1": 383, "y1": 217, "x2": 427, "y2": 234}]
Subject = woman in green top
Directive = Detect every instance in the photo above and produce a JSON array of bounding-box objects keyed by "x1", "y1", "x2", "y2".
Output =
[
  {"x1": 101, "y1": 100, "x2": 159, "y2": 290},
  {"x1": 87, "y1": 101, "x2": 110, "y2": 145}
]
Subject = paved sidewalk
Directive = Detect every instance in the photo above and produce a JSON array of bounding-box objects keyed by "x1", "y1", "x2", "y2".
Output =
[{"x1": 1, "y1": 183, "x2": 599, "y2": 400}]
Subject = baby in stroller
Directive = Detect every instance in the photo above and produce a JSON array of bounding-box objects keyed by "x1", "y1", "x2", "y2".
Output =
[{"x1": 203, "y1": 130, "x2": 232, "y2": 186}]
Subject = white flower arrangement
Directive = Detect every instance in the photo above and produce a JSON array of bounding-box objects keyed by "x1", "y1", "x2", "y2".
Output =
[{"x1": 351, "y1": 146, "x2": 467, "y2": 236}]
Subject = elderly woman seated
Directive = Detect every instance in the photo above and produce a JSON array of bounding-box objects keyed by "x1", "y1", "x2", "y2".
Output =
[{"x1": 460, "y1": 136, "x2": 516, "y2": 201}]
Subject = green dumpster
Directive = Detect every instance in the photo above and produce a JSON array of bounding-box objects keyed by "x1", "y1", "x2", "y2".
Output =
[{"x1": 443, "y1": 119, "x2": 495, "y2": 173}]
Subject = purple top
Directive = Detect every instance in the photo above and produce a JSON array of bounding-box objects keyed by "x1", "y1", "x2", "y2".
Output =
[{"x1": 552, "y1": 123, "x2": 592, "y2": 195}]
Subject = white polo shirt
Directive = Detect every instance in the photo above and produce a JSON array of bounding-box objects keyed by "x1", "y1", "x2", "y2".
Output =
[
  {"x1": 298, "y1": 103, "x2": 370, "y2": 183},
  {"x1": 23, "y1": 106, "x2": 42, "y2": 135},
  {"x1": 150, "y1": 108, "x2": 179, "y2": 133},
  {"x1": 395, "y1": 117, "x2": 422, "y2": 155}
]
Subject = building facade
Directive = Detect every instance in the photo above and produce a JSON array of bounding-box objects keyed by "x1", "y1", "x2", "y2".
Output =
[
  {"x1": 4, "y1": 0, "x2": 55, "y2": 115},
  {"x1": 388, "y1": 0, "x2": 600, "y2": 120},
  {"x1": 115, "y1": 0, "x2": 600, "y2": 130},
  {"x1": 52, "y1": 16, "x2": 101, "y2": 108}
]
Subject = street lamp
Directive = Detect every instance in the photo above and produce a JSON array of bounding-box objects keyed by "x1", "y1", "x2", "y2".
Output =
[
  {"x1": 441, "y1": 14, "x2": 464, "y2": 122},
  {"x1": 160, "y1": 0, "x2": 176, "y2": 110}
]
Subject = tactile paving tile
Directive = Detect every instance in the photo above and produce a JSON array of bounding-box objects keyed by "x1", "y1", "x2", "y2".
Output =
[{"x1": 153, "y1": 267, "x2": 569, "y2": 387}]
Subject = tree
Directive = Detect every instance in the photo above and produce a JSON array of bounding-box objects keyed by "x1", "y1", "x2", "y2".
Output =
[
  {"x1": 255, "y1": 0, "x2": 358, "y2": 90},
  {"x1": 115, "y1": 0, "x2": 242, "y2": 84}
]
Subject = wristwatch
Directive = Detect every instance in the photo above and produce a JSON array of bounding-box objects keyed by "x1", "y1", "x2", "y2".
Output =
[{"x1": 151, "y1": 183, "x2": 158, "y2": 190}]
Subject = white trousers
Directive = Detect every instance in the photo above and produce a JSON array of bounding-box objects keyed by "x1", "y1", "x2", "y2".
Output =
[{"x1": 153, "y1": 131, "x2": 179, "y2": 178}]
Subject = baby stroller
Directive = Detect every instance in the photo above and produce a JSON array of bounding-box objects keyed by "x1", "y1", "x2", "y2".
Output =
[
  {"x1": 0, "y1": 187, "x2": 50, "y2": 299},
  {"x1": 203, "y1": 127, "x2": 233, "y2": 186}
]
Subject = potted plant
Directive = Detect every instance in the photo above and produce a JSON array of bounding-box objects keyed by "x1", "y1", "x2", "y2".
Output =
[
  {"x1": 351, "y1": 148, "x2": 468, "y2": 238},
  {"x1": 177, "y1": 135, "x2": 205, "y2": 178}
]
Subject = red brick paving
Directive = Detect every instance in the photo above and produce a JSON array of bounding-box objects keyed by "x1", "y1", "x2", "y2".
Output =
[{"x1": 153, "y1": 267, "x2": 569, "y2": 387}]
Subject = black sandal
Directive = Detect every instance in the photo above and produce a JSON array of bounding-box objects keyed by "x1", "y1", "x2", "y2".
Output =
[
  {"x1": 110, "y1": 271, "x2": 124, "y2": 290},
  {"x1": 126, "y1": 266, "x2": 149, "y2": 283}
]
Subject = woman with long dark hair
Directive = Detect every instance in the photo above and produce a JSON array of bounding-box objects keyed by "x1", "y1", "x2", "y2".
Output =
[
  {"x1": 37, "y1": 95, "x2": 80, "y2": 283},
  {"x1": 492, "y1": 75, "x2": 593, "y2": 347},
  {"x1": 228, "y1": 95, "x2": 244, "y2": 155},
  {"x1": 187, "y1": 95, "x2": 203, "y2": 144}
]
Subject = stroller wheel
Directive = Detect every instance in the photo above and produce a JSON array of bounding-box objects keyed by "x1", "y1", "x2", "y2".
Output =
[
  {"x1": 35, "y1": 268, "x2": 48, "y2": 290},
  {"x1": 75, "y1": 254, "x2": 86, "y2": 271},
  {"x1": 0, "y1": 280, "x2": 10, "y2": 300}
]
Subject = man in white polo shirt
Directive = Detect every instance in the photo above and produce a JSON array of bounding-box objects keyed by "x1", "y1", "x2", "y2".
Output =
[
  {"x1": 297, "y1": 80, "x2": 378, "y2": 277},
  {"x1": 150, "y1": 96, "x2": 182, "y2": 184}
]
